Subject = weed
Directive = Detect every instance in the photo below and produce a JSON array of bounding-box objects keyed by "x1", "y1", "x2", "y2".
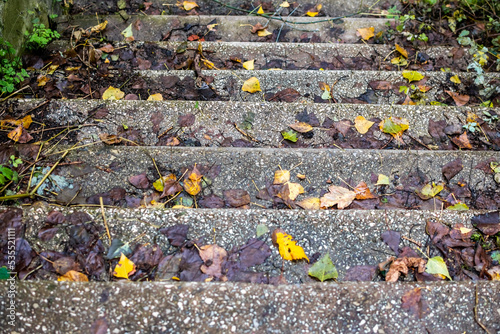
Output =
[
  {"x1": 25, "y1": 22, "x2": 60, "y2": 50},
  {"x1": 0, "y1": 38, "x2": 29, "y2": 94}
]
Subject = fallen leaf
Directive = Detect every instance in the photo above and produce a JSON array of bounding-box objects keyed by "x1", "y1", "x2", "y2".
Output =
[
  {"x1": 379, "y1": 117, "x2": 409, "y2": 142},
  {"x1": 113, "y1": 253, "x2": 136, "y2": 279},
  {"x1": 417, "y1": 182, "x2": 444, "y2": 200},
  {"x1": 159, "y1": 224, "x2": 189, "y2": 247},
  {"x1": 278, "y1": 182, "x2": 304, "y2": 201},
  {"x1": 447, "y1": 202, "x2": 469, "y2": 210},
  {"x1": 121, "y1": 24, "x2": 134, "y2": 42},
  {"x1": 280, "y1": 1, "x2": 290, "y2": 7},
  {"x1": 273, "y1": 230, "x2": 309, "y2": 261},
  {"x1": 306, "y1": 4, "x2": 322, "y2": 17},
  {"x1": 289, "y1": 122, "x2": 313, "y2": 133},
  {"x1": 37, "y1": 75, "x2": 50, "y2": 87},
  {"x1": 446, "y1": 91, "x2": 469, "y2": 106},
  {"x1": 199, "y1": 244, "x2": 227, "y2": 278},
  {"x1": 356, "y1": 27, "x2": 375, "y2": 40},
  {"x1": 8, "y1": 125, "x2": 33, "y2": 143},
  {"x1": 442, "y1": 158, "x2": 463, "y2": 181},
  {"x1": 382, "y1": 230, "x2": 401, "y2": 255},
  {"x1": 402, "y1": 288, "x2": 430, "y2": 319},
  {"x1": 354, "y1": 116, "x2": 374, "y2": 134},
  {"x1": 102, "y1": 86, "x2": 124, "y2": 100},
  {"x1": 402, "y1": 70, "x2": 424, "y2": 82},
  {"x1": 223, "y1": 189, "x2": 250, "y2": 207},
  {"x1": 207, "y1": 23, "x2": 218, "y2": 32},
  {"x1": 183, "y1": 178, "x2": 201, "y2": 196},
  {"x1": 353, "y1": 181, "x2": 377, "y2": 199},
  {"x1": 99, "y1": 133, "x2": 122, "y2": 145},
  {"x1": 308, "y1": 253, "x2": 338, "y2": 281},
  {"x1": 257, "y1": 5, "x2": 264, "y2": 14},
  {"x1": 128, "y1": 172, "x2": 150, "y2": 189},
  {"x1": 147, "y1": 93, "x2": 163, "y2": 101},
  {"x1": 250, "y1": 23, "x2": 266, "y2": 34},
  {"x1": 99, "y1": 44, "x2": 114, "y2": 53},
  {"x1": 425, "y1": 256, "x2": 451, "y2": 280},
  {"x1": 178, "y1": 113, "x2": 196, "y2": 127},
  {"x1": 242, "y1": 59, "x2": 254, "y2": 70},
  {"x1": 281, "y1": 129, "x2": 297, "y2": 142},
  {"x1": 376, "y1": 174, "x2": 390, "y2": 186},
  {"x1": 273, "y1": 170, "x2": 290, "y2": 184},
  {"x1": 395, "y1": 43, "x2": 408, "y2": 58},
  {"x1": 242, "y1": 77, "x2": 261, "y2": 93},
  {"x1": 256, "y1": 224, "x2": 269, "y2": 237},
  {"x1": 451, "y1": 132, "x2": 472, "y2": 149},
  {"x1": 450, "y1": 75, "x2": 461, "y2": 84},
  {"x1": 153, "y1": 173, "x2": 177, "y2": 192},
  {"x1": 57, "y1": 270, "x2": 89, "y2": 282},
  {"x1": 182, "y1": 0, "x2": 199, "y2": 11},
  {"x1": 90, "y1": 20, "x2": 108, "y2": 34},
  {"x1": 296, "y1": 197, "x2": 320, "y2": 210},
  {"x1": 257, "y1": 29, "x2": 272, "y2": 37},
  {"x1": 320, "y1": 185, "x2": 356, "y2": 209}
]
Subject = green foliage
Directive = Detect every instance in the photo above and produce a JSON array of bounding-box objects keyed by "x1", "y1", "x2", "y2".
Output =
[
  {"x1": 0, "y1": 156, "x2": 21, "y2": 193},
  {"x1": 25, "y1": 23, "x2": 60, "y2": 50},
  {"x1": 0, "y1": 38, "x2": 29, "y2": 94}
]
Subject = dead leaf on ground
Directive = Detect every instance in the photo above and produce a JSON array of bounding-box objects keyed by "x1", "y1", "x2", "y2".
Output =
[
  {"x1": 99, "y1": 133, "x2": 122, "y2": 145},
  {"x1": 199, "y1": 244, "x2": 227, "y2": 278},
  {"x1": 401, "y1": 288, "x2": 430, "y2": 319},
  {"x1": 354, "y1": 116, "x2": 374, "y2": 134},
  {"x1": 58, "y1": 270, "x2": 89, "y2": 282},
  {"x1": 113, "y1": 253, "x2": 136, "y2": 279},
  {"x1": 182, "y1": 0, "x2": 199, "y2": 11},
  {"x1": 356, "y1": 27, "x2": 375, "y2": 40},
  {"x1": 446, "y1": 91, "x2": 470, "y2": 106},
  {"x1": 242, "y1": 77, "x2": 261, "y2": 93},
  {"x1": 395, "y1": 43, "x2": 408, "y2": 58},
  {"x1": 102, "y1": 86, "x2": 124, "y2": 100},
  {"x1": 306, "y1": 4, "x2": 322, "y2": 17},
  {"x1": 296, "y1": 197, "x2": 320, "y2": 210},
  {"x1": 451, "y1": 132, "x2": 472, "y2": 149},
  {"x1": 8, "y1": 125, "x2": 33, "y2": 143},
  {"x1": 289, "y1": 122, "x2": 313, "y2": 133},
  {"x1": 272, "y1": 229, "x2": 309, "y2": 261},
  {"x1": 242, "y1": 59, "x2": 254, "y2": 70},
  {"x1": 320, "y1": 185, "x2": 356, "y2": 209},
  {"x1": 274, "y1": 170, "x2": 290, "y2": 184},
  {"x1": 278, "y1": 182, "x2": 304, "y2": 201},
  {"x1": 353, "y1": 181, "x2": 377, "y2": 199}
]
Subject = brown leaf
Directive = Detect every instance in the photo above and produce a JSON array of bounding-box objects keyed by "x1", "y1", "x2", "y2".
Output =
[
  {"x1": 251, "y1": 23, "x2": 266, "y2": 34},
  {"x1": 8, "y1": 125, "x2": 33, "y2": 143},
  {"x1": 442, "y1": 158, "x2": 463, "y2": 181},
  {"x1": 53, "y1": 257, "x2": 78, "y2": 275},
  {"x1": 451, "y1": 132, "x2": 472, "y2": 149},
  {"x1": 278, "y1": 182, "x2": 304, "y2": 201},
  {"x1": 369, "y1": 80, "x2": 393, "y2": 90},
  {"x1": 401, "y1": 288, "x2": 430, "y2": 319},
  {"x1": 223, "y1": 189, "x2": 250, "y2": 207},
  {"x1": 320, "y1": 185, "x2": 356, "y2": 209},
  {"x1": 353, "y1": 181, "x2": 377, "y2": 199},
  {"x1": 266, "y1": 88, "x2": 301, "y2": 102},
  {"x1": 199, "y1": 244, "x2": 227, "y2": 278},
  {"x1": 99, "y1": 133, "x2": 122, "y2": 145},
  {"x1": 58, "y1": 270, "x2": 89, "y2": 282},
  {"x1": 289, "y1": 122, "x2": 313, "y2": 133},
  {"x1": 446, "y1": 91, "x2": 470, "y2": 106},
  {"x1": 178, "y1": 113, "x2": 196, "y2": 127},
  {"x1": 128, "y1": 172, "x2": 150, "y2": 189},
  {"x1": 99, "y1": 44, "x2": 114, "y2": 53}
]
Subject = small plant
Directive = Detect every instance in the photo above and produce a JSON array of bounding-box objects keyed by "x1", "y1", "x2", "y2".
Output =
[
  {"x1": 482, "y1": 110, "x2": 498, "y2": 124},
  {"x1": 0, "y1": 38, "x2": 29, "y2": 94},
  {"x1": 24, "y1": 23, "x2": 60, "y2": 50},
  {"x1": 463, "y1": 122, "x2": 478, "y2": 133}
]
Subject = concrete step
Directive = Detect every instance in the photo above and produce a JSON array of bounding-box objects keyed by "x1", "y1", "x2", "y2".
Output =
[
  {"x1": 49, "y1": 146, "x2": 499, "y2": 209},
  {"x1": 7, "y1": 205, "x2": 484, "y2": 282},
  {"x1": 28, "y1": 99, "x2": 499, "y2": 147},
  {"x1": 58, "y1": 15, "x2": 392, "y2": 44},
  {"x1": 71, "y1": 0, "x2": 395, "y2": 17},
  {"x1": 48, "y1": 40, "x2": 474, "y2": 72},
  {"x1": 1, "y1": 280, "x2": 499, "y2": 333}
]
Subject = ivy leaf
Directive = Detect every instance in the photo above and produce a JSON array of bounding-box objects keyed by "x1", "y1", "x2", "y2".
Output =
[
  {"x1": 425, "y1": 256, "x2": 451, "y2": 280},
  {"x1": 402, "y1": 70, "x2": 424, "y2": 82},
  {"x1": 308, "y1": 253, "x2": 338, "y2": 282}
]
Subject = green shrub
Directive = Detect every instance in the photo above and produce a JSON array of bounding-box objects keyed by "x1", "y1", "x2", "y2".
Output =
[{"x1": 0, "y1": 39, "x2": 29, "y2": 94}]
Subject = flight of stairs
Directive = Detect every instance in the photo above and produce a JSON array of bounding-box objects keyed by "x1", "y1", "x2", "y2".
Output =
[{"x1": 1, "y1": 0, "x2": 500, "y2": 332}]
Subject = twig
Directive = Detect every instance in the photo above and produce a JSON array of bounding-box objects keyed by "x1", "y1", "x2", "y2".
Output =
[
  {"x1": 100, "y1": 197, "x2": 112, "y2": 245},
  {"x1": 1, "y1": 86, "x2": 30, "y2": 102},
  {"x1": 234, "y1": 122, "x2": 259, "y2": 142},
  {"x1": 408, "y1": 134, "x2": 432, "y2": 150},
  {"x1": 402, "y1": 235, "x2": 422, "y2": 247}
]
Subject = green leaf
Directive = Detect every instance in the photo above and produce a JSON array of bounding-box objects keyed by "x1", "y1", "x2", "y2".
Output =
[
  {"x1": 0, "y1": 266, "x2": 9, "y2": 280},
  {"x1": 308, "y1": 253, "x2": 338, "y2": 282},
  {"x1": 376, "y1": 174, "x2": 390, "y2": 185},
  {"x1": 402, "y1": 70, "x2": 424, "y2": 82},
  {"x1": 425, "y1": 256, "x2": 451, "y2": 280},
  {"x1": 106, "y1": 239, "x2": 132, "y2": 259},
  {"x1": 447, "y1": 202, "x2": 469, "y2": 210},
  {"x1": 121, "y1": 24, "x2": 134, "y2": 39},
  {"x1": 256, "y1": 224, "x2": 269, "y2": 237},
  {"x1": 321, "y1": 90, "x2": 331, "y2": 100},
  {"x1": 281, "y1": 130, "x2": 298, "y2": 142},
  {"x1": 492, "y1": 251, "x2": 500, "y2": 263}
]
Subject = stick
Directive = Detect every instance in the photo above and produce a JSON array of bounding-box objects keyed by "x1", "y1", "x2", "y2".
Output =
[{"x1": 100, "y1": 197, "x2": 112, "y2": 245}]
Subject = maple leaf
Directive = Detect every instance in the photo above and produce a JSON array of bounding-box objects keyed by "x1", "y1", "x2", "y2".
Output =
[
  {"x1": 113, "y1": 253, "x2": 136, "y2": 279},
  {"x1": 356, "y1": 27, "x2": 375, "y2": 40},
  {"x1": 354, "y1": 116, "x2": 374, "y2": 134},
  {"x1": 272, "y1": 229, "x2": 309, "y2": 261},
  {"x1": 242, "y1": 77, "x2": 261, "y2": 93},
  {"x1": 308, "y1": 253, "x2": 338, "y2": 282},
  {"x1": 353, "y1": 181, "x2": 377, "y2": 199},
  {"x1": 57, "y1": 270, "x2": 89, "y2": 282},
  {"x1": 320, "y1": 185, "x2": 356, "y2": 209}
]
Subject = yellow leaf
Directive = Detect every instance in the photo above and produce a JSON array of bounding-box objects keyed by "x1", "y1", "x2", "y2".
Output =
[
  {"x1": 402, "y1": 70, "x2": 424, "y2": 82},
  {"x1": 296, "y1": 197, "x2": 320, "y2": 210},
  {"x1": 450, "y1": 75, "x2": 461, "y2": 84},
  {"x1": 280, "y1": 1, "x2": 290, "y2": 7},
  {"x1": 147, "y1": 93, "x2": 163, "y2": 101},
  {"x1": 102, "y1": 86, "x2": 125, "y2": 100},
  {"x1": 379, "y1": 117, "x2": 409, "y2": 142},
  {"x1": 376, "y1": 174, "x2": 390, "y2": 185},
  {"x1": 391, "y1": 56, "x2": 408, "y2": 66},
  {"x1": 257, "y1": 5, "x2": 264, "y2": 14},
  {"x1": 207, "y1": 23, "x2": 218, "y2": 32},
  {"x1": 201, "y1": 59, "x2": 215, "y2": 69},
  {"x1": 172, "y1": 204, "x2": 192, "y2": 209},
  {"x1": 306, "y1": 4, "x2": 322, "y2": 17},
  {"x1": 90, "y1": 20, "x2": 108, "y2": 34},
  {"x1": 47, "y1": 65, "x2": 59, "y2": 75},
  {"x1": 257, "y1": 29, "x2": 272, "y2": 37},
  {"x1": 417, "y1": 182, "x2": 443, "y2": 200},
  {"x1": 459, "y1": 227, "x2": 472, "y2": 234},
  {"x1": 242, "y1": 77, "x2": 261, "y2": 93},
  {"x1": 183, "y1": 178, "x2": 201, "y2": 196},
  {"x1": 153, "y1": 173, "x2": 177, "y2": 192},
  {"x1": 183, "y1": 1, "x2": 199, "y2": 10},
  {"x1": 320, "y1": 185, "x2": 356, "y2": 209},
  {"x1": 289, "y1": 122, "x2": 313, "y2": 133},
  {"x1": 275, "y1": 232, "x2": 309, "y2": 261},
  {"x1": 242, "y1": 59, "x2": 255, "y2": 70},
  {"x1": 121, "y1": 24, "x2": 134, "y2": 42},
  {"x1": 395, "y1": 43, "x2": 408, "y2": 58},
  {"x1": 274, "y1": 170, "x2": 290, "y2": 184},
  {"x1": 296, "y1": 173, "x2": 306, "y2": 180},
  {"x1": 113, "y1": 253, "x2": 136, "y2": 279},
  {"x1": 65, "y1": 66, "x2": 81, "y2": 71},
  {"x1": 354, "y1": 116, "x2": 374, "y2": 134},
  {"x1": 356, "y1": 27, "x2": 375, "y2": 40},
  {"x1": 278, "y1": 182, "x2": 304, "y2": 201},
  {"x1": 58, "y1": 270, "x2": 89, "y2": 282}
]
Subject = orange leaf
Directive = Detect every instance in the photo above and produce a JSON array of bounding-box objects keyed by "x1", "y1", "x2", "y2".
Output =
[
  {"x1": 446, "y1": 91, "x2": 469, "y2": 106},
  {"x1": 353, "y1": 181, "x2": 377, "y2": 200},
  {"x1": 395, "y1": 43, "x2": 408, "y2": 58},
  {"x1": 58, "y1": 270, "x2": 89, "y2": 282},
  {"x1": 451, "y1": 132, "x2": 472, "y2": 149},
  {"x1": 182, "y1": 1, "x2": 199, "y2": 11},
  {"x1": 356, "y1": 27, "x2": 375, "y2": 40},
  {"x1": 8, "y1": 125, "x2": 33, "y2": 143},
  {"x1": 184, "y1": 179, "x2": 201, "y2": 195}
]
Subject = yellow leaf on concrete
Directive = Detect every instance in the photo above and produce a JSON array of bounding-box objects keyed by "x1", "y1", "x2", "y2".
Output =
[
  {"x1": 183, "y1": 178, "x2": 201, "y2": 196},
  {"x1": 450, "y1": 75, "x2": 461, "y2": 84},
  {"x1": 257, "y1": 29, "x2": 272, "y2": 37},
  {"x1": 183, "y1": 1, "x2": 199, "y2": 10},
  {"x1": 242, "y1": 77, "x2": 261, "y2": 93},
  {"x1": 395, "y1": 43, "x2": 408, "y2": 58},
  {"x1": 102, "y1": 86, "x2": 125, "y2": 100},
  {"x1": 90, "y1": 20, "x2": 108, "y2": 34},
  {"x1": 275, "y1": 231, "x2": 309, "y2": 261},
  {"x1": 356, "y1": 27, "x2": 375, "y2": 40},
  {"x1": 402, "y1": 70, "x2": 424, "y2": 82},
  {"x1": 296, "y1": 197, "x2": 320, "y2": 210},
  {"x1": 242, "y1": 59, "x2": 255, "y2": 70},
  {"x1": 58, "y1": 270, "x2": 89, "y2": 282},
  {"x1": 147, "y1": 93, "x2": 163, "y2": 101},
  {"x1": 354, "y1": 116, "x2": 375, "y2": 134},
  {"x1": 278, "y1": 182, "x2": 304, "y2": 201},
  {"x1": 376, "y1": 174, "x2": 390, "y2": 185},
  {"x1": 113, "y1": 253, "x2": 136, "y2": 279},
  {"x1": 257, "y1": 5, "x2": 264, "y2": 14},
  {"x1": 306, "y1": 4, "x2": 322, "y2": 17},
  {"x1": 274, "y1": 169, "x2": 290, "y2": 184},
  {"x1": 289, "y1": 122, "x2": 313, "y2": 133}
]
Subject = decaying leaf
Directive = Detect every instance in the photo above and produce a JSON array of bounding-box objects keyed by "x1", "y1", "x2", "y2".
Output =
[
  {"x1": 113, "y1": 253, "x2": 136, "y2": 279},
  {"x1": 353, "y1": 181, "x2": 377, "y2": 199},
  {"x1": 354, "y1": 116, "x2": 374, "y2": 134},
  {"x1": 401, "y1": 288, "x2": 430, "y2": 319},
  {"x1": 57, "y1": 270, "x2": 89, "y2": 282},
  {"x1": 308, "y1": 253, "x2": 338, "y2": 282},
  {"x1": 356, "y1": 27, "x2": 375, "y2": 40},
  {"x1": 274, "y1": 169, "x2": 290, "y2": 184},
  {"x1": 425, "y1": 256, "x2": 451, "y2": 280},
  {"x1": 257, "y1": 29, "x2": 272, "y2": 37},
  {"x1": 153, "y1": 173, "x2": 177, "y2": 192},
  {"x1": 417, "y1": 182, "x2": 444, "y2": 200},
  {"x1": 199, "y1": 244, "x2": 227, "y2": 278},
  {"x1": 289, "y1": 122, "x2": 313, "y2": 133},
  {"x1": 147, "y1": 93, "x2": 163, "y2": 101},
  {"x1": 402, "y1": 70, "x2": 424, "y2": 82},
  {"x1": 242, "y1": 77, "x2": 261, "y2": 93},
  {"x1": 242, "y1": 59, "x2": 254, "y2": 70},
  {"x1": 102, "y1": 86, "x2": 125, "y2": 100},
  {"x1": 320, "y1": 185, "x2": 356, "y2": 209},
  {"x1": 447, "y1": 202, "x2": 469, "y2": 210},
  {"x1": 306, "y1": 4, "x2": 322, "y2": 17},
  {"x1": 386, "y1": 257, "x2": 426, "y2": 282},
  {"x1": 121, "y1": 24, "x2": 134, "y2": 42},
  {"x1": 90, "y1": 20, "x2": 108, "y2": 34},
  {"x1": 296, "y1": 197, "x2": 320, "y2": 210},
  {"x1": 395, "y1": 43, "x2": 408, "y2": 58},
  {"x1": 451, "y1": 132, "x2": 472, "y2": 149},
  {"x1": 445, "y1": 91, "x2": 469, "y2": 106},
  {"x1": 99, "y1": 133, "x2": 122, "y2": 145},
  {"x1": 379, "y1": 117, "x2": 409, "y2": 142},
  {"x1": 272, "y1": 229, "x2": 309, "y2": 262},
  {"x1": 278, "y1": 182, "x2": 304, "y2": 201},
  {"x1": 182, "y1": 1, "x2": 199, "y2": 10},
  {"x1": 8, "y1": 125, "x2": 33, "y2": 143}
]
